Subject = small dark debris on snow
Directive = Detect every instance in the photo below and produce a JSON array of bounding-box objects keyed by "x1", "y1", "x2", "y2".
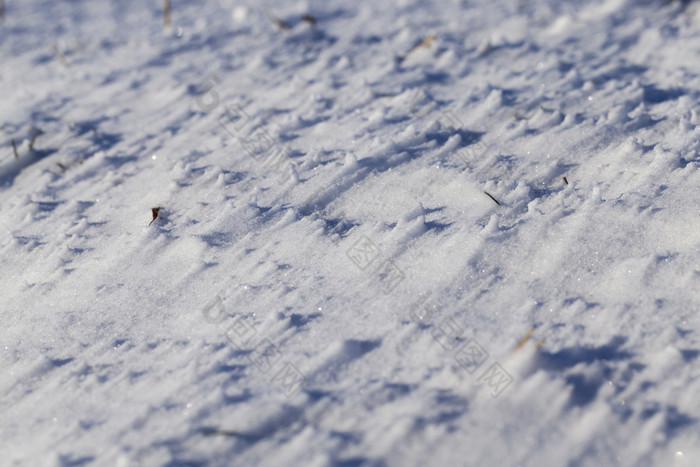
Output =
[
  {"x1": 397, "y1": 34, "x2": 436, "y2": 64},
  {"x1": 11, "y1": 139, "x2": 18, "y2": 158},
  {"x1": 562, "y1": 176, "x2": 569, "y2": 185},
  {"x1": 163, "y1": 0, "x2": 171, "y2": 29},
  {"x1": 483, "y1": 191, "x2": 501, "y2": 206},
  {"x1": 149, "y1": 207, "x2": 162, "y2": 226},
  {"x1": 198, "y1": 427, "x2": 240, "y2": 437},
  {"x1": 50, "y1": 44, "x2": 70, "y2": 67},
  {"x1": 266, "y1": 8, "x2": 291, "y2": 30},
  {"x1": 301, "y1": 14, "x2": 317, "y2": 25},
  {"x1": 28, "y1": 129, "x2": 42, "y2": 150},
  {"x1": 512, "y1": 326, "x2": 535, "y2": 354}
]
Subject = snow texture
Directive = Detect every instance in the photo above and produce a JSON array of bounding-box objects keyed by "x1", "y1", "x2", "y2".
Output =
[{"x1": 2, "y1": 0, "x2": 700, "y2": 466}]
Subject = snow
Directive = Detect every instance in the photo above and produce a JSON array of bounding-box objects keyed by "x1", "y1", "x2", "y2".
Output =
[{"x1": 2, "y1": 0, "x2": 700, "y2": 465}]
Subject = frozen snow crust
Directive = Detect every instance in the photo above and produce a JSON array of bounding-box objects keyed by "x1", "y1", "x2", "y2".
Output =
[{"x1": 2, "y1": 0, "x2": 700, "y2": 466}]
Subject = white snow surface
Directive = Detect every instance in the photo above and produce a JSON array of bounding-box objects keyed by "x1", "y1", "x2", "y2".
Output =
[{"x1": 2, "y1": 0, "x2": 700, "y2": 465}]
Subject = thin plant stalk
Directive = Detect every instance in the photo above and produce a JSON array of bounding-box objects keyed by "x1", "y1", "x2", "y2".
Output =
[{"x1": 163, "y1": 0, "x2": 171, "y2": 29}]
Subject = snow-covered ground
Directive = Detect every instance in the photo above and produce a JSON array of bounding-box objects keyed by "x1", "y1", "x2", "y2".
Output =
[{"x1": 2, "y1": 0, "x2": 700, "y2": 465}]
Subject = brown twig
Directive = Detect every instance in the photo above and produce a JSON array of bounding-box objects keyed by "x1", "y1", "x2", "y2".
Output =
[
  {"x1": 265, "y1": 7, "x2": 290, "y2": 30},
  {"x1": 51, "y1": 44, "x2": 69, "y2": 67},
  {"x1": 163, "y1": 0, "x2": 171, "y2": 29},
  {"x1": 301, "y1": 14, "x2": 316, "y2": 26},
  {"x1": 562, "y1": 176, "x2": 568, "y2": 185},
  {"x1": 483, "y1": 191, "x2": 500, "y2": 206},
  {"x1": 28, "y1": 129, "x2": 42, "y2": 150},
  {"x1": 200, "y1": 427, "x2": 241, "y2": 437},
  {"x1": 399, "y1": 34, "x2": 436, "y2": 63},
  {"x1": 512, "y1": 327, "x2": 534, "y2": 354}
]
